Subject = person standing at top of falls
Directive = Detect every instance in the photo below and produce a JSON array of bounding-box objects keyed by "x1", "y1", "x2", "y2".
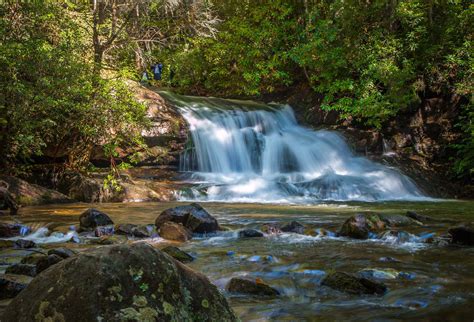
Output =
[{"x1": 151, "y1": 62, "x2": 163, "y2": 81}]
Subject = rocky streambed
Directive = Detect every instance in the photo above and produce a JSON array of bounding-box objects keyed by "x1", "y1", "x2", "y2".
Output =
[{"x1": 0, "y1": 201, "x2": 473, "y2": 320}]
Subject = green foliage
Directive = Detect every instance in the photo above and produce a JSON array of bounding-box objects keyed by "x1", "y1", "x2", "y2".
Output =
[{"x1": 0, "y1": 3, "x2": 148, "y2": 173}]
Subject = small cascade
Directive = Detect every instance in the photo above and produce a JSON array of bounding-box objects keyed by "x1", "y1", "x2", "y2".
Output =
[{"x1": 161, "y1": 92, "x2": 426, "y2": 203}]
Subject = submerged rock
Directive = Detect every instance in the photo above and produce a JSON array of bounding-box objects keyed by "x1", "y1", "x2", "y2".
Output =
[
  {"x1": 339, "y1": 213, "x2": 386, "y2": 239},
  {"x1": 0, "y1": 274, "x2": 32, "y2": 300},
  {"x1": 321, "y1": 271, "x2": 387, "y2": 295},
  {"x1": 448, "y1": 223, "x2": 474, "y2": 246},
  {"x1": 79, "y1": 208, "x2": 114, "y2": 231},
  {"x1": 155, "y1": 203, "x2": 219, "y2": 233},
  {"x1": 281, "y1": 221, "x2": 305, "y2": 234},
  {"x1": 227, "y1": 277, "x2": 279, "y2": 296},
  {"x1": 378, "y1": 214, "x2": 420, "y2": 227},
  {"x1": 238, "y1": 229, "x2": 264, "y2": 238},
  {"x1": 406, "y1": 211, "x2": 432, "y2": 223},
  {"x1": 162, "y1": 246, "x2": 194, "y2": 263},
  {"x1": 158, "y1": 222, "x2": 192, "y2": 242},
  {"x1": 2, "y1": 243, "x2": 237, "y2": 321}
]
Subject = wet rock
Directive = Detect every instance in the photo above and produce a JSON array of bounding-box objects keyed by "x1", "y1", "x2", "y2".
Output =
[
  {"x1": 280, "y1": 221, "x2": 305, "y2": 234},
  {"x1": 378, "y1": 256, "x2": 400, "y2": 263},
  {"x1": 378, "y1": 214, "x2": 420, "y2": 227},
  {"x1": 156, "y1": 203, "x2": 219, "y2": 233},
  {"x1": 448, "y1": 223, "x2": 474, "y2": 246},
  {"x1": 115, "y1": 223, "x2": 155, "y2": 238},
  {"x1": 94, "y1": 225, "x2": 115, "y2": 237},
  {"x1": 358, "y1": 268, "x2": 399, "y2": 280},
  {"x1": 2, "y1": 243, "x2": 237, "y2": 321},
  {"x1": 79, "y1": 208, "x2": 114, "y2": 231},
  {"x1": 339, "y1": 213, "x2": 386, "y2": 239},
  {"x1": 260, "y1": 223, "x2": 281, "y2": 235},
  {"x1": 47, "y1": 247, "x2": 77, "y2": 259},
  {"x1": 6, "y1": 264, "x2": 37, "y2": 277},
  {"x1": 227, "y1": 277, "x2": 279, "y2": 296},
  {"x1": 0, "y1": 223, "x2": 23, "y2": 238},
  {"x1": 162, "y1": 246, "x2": 194, "y2": 263},
  {"x1": 0, "y1": 274, "x2": 31, "y2": 300},
  {"x1": 36, "y1": 254, "x2": 63, "y2": 273},
  {"x1": 321, "y1": 271, "x2": 387, "y2": 295},
  {"x1": 159, "y1": 222, "x2": 192, "y2": 242},
  {"x1": 0, "y1": 240, "x2": 15, "y2": 248},
  {"x1": 378, "y1": 230, "x2": 412, "y2": 243},
  {"x1": 14, "y1": 239, "x2": 36, "y2": 249},
  {"x1": 238, "y1": 229, "x2": 264, "y2": 238},
  {"x1": 20, "y1": 254, "x2": 48, "y2": 265},
  {"x1": 88, "y1": 235, "x2": 126, "y2": 245},
  {"x1": 406, "y1": 211, "x2": 432, "y2": 223}
]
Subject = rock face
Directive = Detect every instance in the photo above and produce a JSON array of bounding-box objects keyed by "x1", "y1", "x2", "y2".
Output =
[
  {"x1": 227, "y1": 278, "x2": 279, "y2": 296},
  {"x1": 339, "y1": 213, "x2": 386, "y2": 239},
  {"x1": 449, "y1": 224, "x2": 474, "y2": 246},
  {"x1": 281, "y1": 221, "x2": 305, "y2": 234},
  {"x1": 156, "y1": 203, "x2": 220, "y2": 234},
  {"x1": 321, "y1": 271, "x2": 387, "y2": 295},
  {"x1": 0, "y1": 175, "x2": 72, "y2": 206},
  {"x1": 2, "y1": 243, "x2": 237, "y2": 322},
  {"x1": 158, "y1": 222, "x2": 192, "y2": 242},
  {"x1": 162, "y1": 246, "x2": 194, "y2": 263},
  {"x1": 238, "y1": 229, "x2": 264, "y2": 238},
  {"x1": 79, "y1": 208, "x2": 114, "y2": 231}
]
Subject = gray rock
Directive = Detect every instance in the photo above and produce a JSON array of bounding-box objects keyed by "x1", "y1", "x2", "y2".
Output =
[{"x1": 79, "y1": 208, "x2": 114, "y2": 231}]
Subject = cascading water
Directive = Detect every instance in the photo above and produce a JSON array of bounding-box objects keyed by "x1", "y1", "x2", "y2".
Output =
[{"x1": 161, "y1": 92, "x2": 425, "y2": 203}]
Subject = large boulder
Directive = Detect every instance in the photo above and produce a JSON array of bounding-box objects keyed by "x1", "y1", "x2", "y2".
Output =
[
  {"x1": 79, "y1": 208, "x2": 114, "y2": 231},
  {"x1": 156, "y1": 203, "x2": 219, "y2": 233},
  {"x1": 158, "y1": 222, "x2": 192, "y2": 242},
  {"x1": 321, "y1": 271, "x2": 387, "y2": 295},
  {"x1": 449, "y1": 223, "x2": 474, "y2": 246},
  {"x1": 339, "y1": 213, "x2": 386, "y2": 239},
  {"x1": 2, "y1": 243, "x2": 237, "y2": 321},
  {"x1": 227, "y1": 277, "x2": 279, "y2": 296}
]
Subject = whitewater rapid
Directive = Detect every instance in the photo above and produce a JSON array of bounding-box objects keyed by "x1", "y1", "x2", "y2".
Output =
[{"x1": 162, "y1": 92, "x2": 426, "y2": 203}]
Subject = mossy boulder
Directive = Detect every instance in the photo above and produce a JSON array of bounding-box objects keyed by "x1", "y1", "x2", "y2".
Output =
[
  {"x1": 2, "y1": 243, "x2": 237, "y2": 321},
  {"x1": 339, "y1": 213, "x2": 386, "y2": 239},
  {"x1": 156, "y1": 203, "x2": 219, "y2": 233},
  {"x1": 321, "y1": 271, "x2": 387, "y2": 295}
]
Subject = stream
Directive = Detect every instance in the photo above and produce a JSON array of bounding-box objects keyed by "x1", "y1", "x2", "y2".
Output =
[{"x1": 5, "y1": 200, "x2": 474, "y2": 321}]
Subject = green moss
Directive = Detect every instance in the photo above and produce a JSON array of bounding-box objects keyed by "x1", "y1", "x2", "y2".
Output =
[
  {"x1": 162, "y1": 301, "x2": 174, "y2": 315},
  {"x1": 133, "y1": 295, "x2": 148, "y2": 308},
  {"x1": 201, "y1": 299, "x2": 209, "y2": 308}
]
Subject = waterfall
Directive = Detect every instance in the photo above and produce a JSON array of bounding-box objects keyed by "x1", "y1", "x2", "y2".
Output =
[{"x1": 161, "y1": 92, "x2": 426, "y2": 203}]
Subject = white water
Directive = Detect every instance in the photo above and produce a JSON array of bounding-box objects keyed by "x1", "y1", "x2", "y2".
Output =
[{"x1": 164, "y1": 93, "x2": 425, "y2": 203}]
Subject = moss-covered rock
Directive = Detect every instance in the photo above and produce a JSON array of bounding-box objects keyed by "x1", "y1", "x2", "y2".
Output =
[{"x1": 2, "y1": 243, "x2": 237, "y2": 321}]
